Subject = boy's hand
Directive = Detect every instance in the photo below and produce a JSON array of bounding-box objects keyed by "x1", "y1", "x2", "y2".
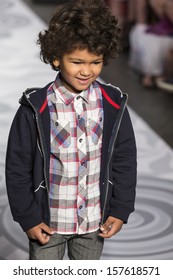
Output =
[
  {"x1": 99, "y1": 216, "x2": 123, "y2": 238},
  {"x1": 26, "y1": 222, "x2": 55, "y2": 244}
]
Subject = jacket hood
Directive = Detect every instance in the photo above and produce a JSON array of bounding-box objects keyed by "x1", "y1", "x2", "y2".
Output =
[{"x1": 19, "y1": 83, "x2": 53, "y2": 112}]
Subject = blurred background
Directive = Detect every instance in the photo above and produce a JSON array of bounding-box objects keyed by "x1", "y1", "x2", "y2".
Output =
[{"x1": 0, "y1": 0, "x2": 173, "y2": 259}]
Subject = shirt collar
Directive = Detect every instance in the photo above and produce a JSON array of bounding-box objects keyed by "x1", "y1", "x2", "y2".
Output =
[
  {"x1": 53, "y1": 74, "x2": 74, "y2": 105},
  {"x1": 52, "y1": 73, "x2": 99, "y2": 105}
]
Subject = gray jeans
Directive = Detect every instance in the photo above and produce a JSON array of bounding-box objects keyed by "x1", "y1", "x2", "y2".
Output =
[{"x1": 29, "y1": 230, "x2": 104, "y2": 260}]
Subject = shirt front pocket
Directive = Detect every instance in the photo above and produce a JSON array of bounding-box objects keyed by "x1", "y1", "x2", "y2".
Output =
[{"x1": 51, "y1": 119, "x2": 71, "y2": 149}]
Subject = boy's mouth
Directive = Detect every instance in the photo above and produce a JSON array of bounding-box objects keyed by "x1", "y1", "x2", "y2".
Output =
[{"x1": 76, "y1": 77, "x2": 91, "y2": 85}]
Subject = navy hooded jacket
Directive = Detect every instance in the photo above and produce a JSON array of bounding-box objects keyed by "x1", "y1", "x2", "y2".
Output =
[{"x1": 6, "y1": 81, "x2": 137, "y2": 232}]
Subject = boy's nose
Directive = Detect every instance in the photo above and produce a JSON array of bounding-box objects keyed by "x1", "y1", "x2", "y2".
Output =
[{"x1": 80, "y1": 67, "x2": 91, "y2": 77}]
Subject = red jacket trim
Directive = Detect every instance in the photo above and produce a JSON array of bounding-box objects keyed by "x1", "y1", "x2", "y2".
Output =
[
  {"x1": 39, "y1": 98, "x2": 48, "y2": 113},
  {"x1": 100, "y1": 86, "x2": 120, "y2": 109}
]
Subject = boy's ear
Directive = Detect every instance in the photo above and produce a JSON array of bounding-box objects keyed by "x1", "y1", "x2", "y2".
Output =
[{"x1": 53, "y1": 59, "x2": 60, "y2": 67}]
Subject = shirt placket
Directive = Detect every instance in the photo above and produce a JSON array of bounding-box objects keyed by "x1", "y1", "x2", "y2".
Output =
[{"x1": 74, "y1": 95, "x2": 88, "y2": 233}]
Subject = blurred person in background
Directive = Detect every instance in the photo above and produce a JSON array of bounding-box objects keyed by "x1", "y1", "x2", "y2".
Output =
[
  {"x1": 128, "y1": 0, "x2": 173, "y2": 88},
  {"x1": 156, "y1": 47, "x2": 173, "y2": 92},
  {"x1": 104, "y1": 0, "x2": 130, "y2": 50}
]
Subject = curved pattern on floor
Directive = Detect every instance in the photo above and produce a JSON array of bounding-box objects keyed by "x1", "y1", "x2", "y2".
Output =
[
  {"x1": 102, "y1": 177, "x2": 173, "y2": 259},
  {"x1": 0, "y1": 0, "x2": 173, "y2": 260}
]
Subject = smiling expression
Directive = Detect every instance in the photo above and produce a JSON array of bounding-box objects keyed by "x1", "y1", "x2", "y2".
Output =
[{"x1": 53, "y1": 48, "x2": 104, "y2": 93}]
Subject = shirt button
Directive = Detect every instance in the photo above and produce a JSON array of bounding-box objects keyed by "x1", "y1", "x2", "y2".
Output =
[
  {"x1": 55, "y1": 121, "x2": 59, "y2": 126},
  {"x1": 76, "y1": 96, "x2": 81, "y2": 100},
  {"x1": 81, "y1": 161, "x2": 85, "y2": 166},
  {"x1": 79, "y1": 205, "x2": 83, "y2": 209},
  {"x1": 100, "y1": 117, "x2": 102, "y2": 122},
  {"x1": 79, "y1": 138, "x2": 83, "y2": 143}
]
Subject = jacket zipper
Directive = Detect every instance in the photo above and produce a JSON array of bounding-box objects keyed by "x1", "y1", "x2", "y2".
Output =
[
  {"x1": 101, "y1": 93, "x2": 128, "y2": 224},
  {"x1": 23, "y1": 93, "x2": 50, "y2": 222}
]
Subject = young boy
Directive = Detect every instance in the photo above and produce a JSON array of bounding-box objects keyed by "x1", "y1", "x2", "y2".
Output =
[{"x1": 5, "y1": 0, "x2": 137, "y2": 260}]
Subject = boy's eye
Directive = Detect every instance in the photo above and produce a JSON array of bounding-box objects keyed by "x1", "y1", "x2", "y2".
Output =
[
  {"x1": 93, "y1": 61, "x2": 102, "y2": 65},
  {"x1": 72, "y1": 61, "x2": 82, "y2": 64},
  {"x1": 71, "y1": 61, "x2": 102, "y2": 65}
]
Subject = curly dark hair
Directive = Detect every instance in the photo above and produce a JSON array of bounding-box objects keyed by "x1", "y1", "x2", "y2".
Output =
[{"x1": 37, "y1": 0, "x2": 122, "y2": 70}]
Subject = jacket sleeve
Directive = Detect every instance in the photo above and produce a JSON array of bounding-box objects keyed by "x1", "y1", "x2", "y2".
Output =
[
  {"x1": 109, "y1": 107, "x2": 137, "y2": 223},
  {"x1": 5, "y1": 106, "x2": 43, "y2": 231}
]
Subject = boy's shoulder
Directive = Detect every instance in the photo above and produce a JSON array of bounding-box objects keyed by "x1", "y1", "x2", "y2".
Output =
[
  {"x1": 19, "y1": 82, "x2": 53, "y2": 107},
  {"x1": 99, "y1": 81, "x2": 123, "y2": 94},
  {"x1": 24, "y1": 82, "x2": 53, "y2": 98},
  {"x1": 97, "y1": 80, "x2": 124, "y2": 103}
]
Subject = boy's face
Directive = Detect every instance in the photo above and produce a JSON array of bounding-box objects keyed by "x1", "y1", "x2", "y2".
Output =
[{"x1": 53, "y1": 48, "x2": 104, "y2": 93}]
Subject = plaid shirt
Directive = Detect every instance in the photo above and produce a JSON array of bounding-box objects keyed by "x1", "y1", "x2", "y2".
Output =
[{"x1": 47, "y1": 74, "x2": 104, "y2": 234}]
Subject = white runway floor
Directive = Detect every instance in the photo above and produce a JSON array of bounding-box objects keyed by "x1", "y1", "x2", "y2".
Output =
[{"x1": 0, "y1": 0, "x2": 173, "y2": 260}]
